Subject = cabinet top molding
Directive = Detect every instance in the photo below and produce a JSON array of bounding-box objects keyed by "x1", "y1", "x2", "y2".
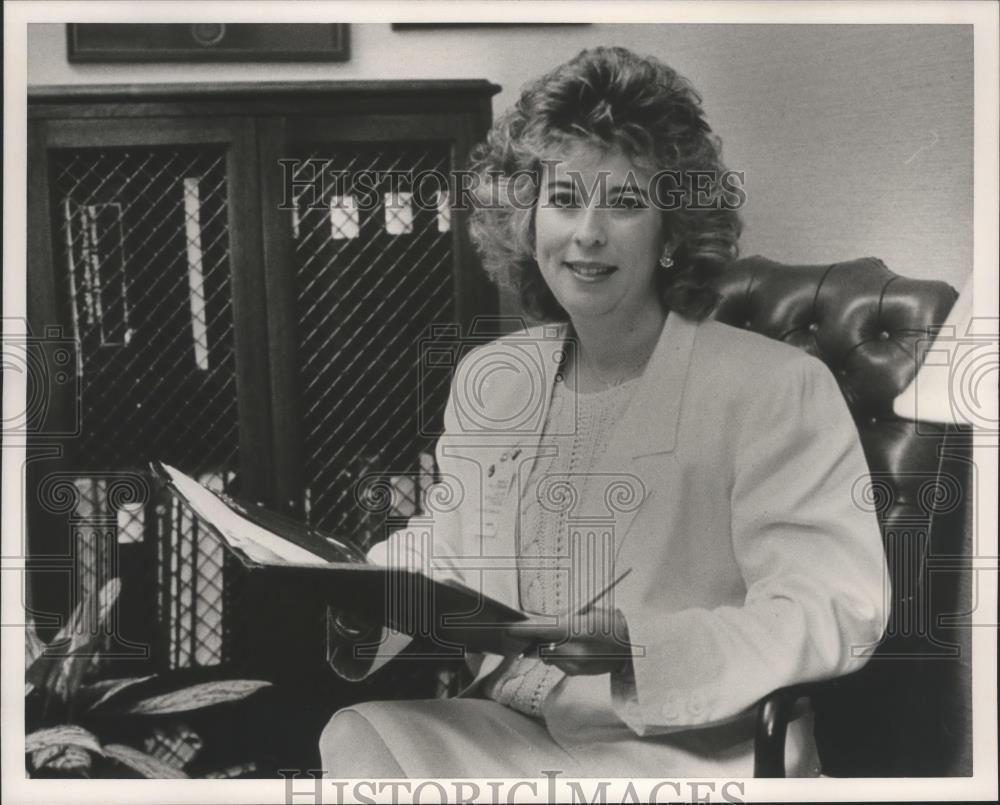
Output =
[{"x1": 28, "y1": 79, "x2": 502, "y2": 106}]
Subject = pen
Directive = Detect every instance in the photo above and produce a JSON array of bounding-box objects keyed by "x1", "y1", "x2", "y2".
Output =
[
  {"x1": 509, "y1": 567, "x2": 633, "y2": 654},
  {"x1": 574, "y1": 567, "x2": 633, "y2": 615}
]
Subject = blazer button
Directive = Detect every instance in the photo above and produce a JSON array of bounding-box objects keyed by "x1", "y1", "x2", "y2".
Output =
[
  {"x1": 687, "y1": 690, "x2": 706, "y2": 717},
  {"x1": 661, "y1": 690, "x2": 682, "y2": 720}
]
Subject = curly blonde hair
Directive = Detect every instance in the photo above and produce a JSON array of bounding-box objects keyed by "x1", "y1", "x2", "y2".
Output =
[{"x1": 468, "y1": 46, "x2": 742, "y2": 321}]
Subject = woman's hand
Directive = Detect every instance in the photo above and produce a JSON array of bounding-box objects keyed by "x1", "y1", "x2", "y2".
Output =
[{"x1": 505, "y1": 607, "x2": 633, "y2": 676}]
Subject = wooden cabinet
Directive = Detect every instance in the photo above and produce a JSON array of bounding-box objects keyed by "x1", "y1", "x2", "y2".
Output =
[{"x1": 26, "y1": 81, "x2": 499, "y2": 680}]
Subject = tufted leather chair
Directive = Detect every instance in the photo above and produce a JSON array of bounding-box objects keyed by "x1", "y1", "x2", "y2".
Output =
[{"x1": 710, "y1": 256, "x2": 971, "y2": 776}]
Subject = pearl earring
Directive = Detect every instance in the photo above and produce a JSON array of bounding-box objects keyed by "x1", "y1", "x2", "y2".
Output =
[{"x1": 659, "y1": 252, "x2": 675, "y2": 270}]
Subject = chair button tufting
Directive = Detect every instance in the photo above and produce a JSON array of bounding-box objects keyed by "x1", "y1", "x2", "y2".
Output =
[
  {"x1": 870, "y1": 416, "x2": 878, "y2": 425},
  {"x1": 744, "y1": 320, "x2": 752, "y2": 328},
  {"x1": 879, "y1": 331, "x2": 891, "y2": 340},
  {"x1": 808, "y1": 323, "x2": 819, "y2": 333}
]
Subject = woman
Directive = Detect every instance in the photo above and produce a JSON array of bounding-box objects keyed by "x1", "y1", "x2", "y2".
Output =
[{"x1": 320, "y1": 46, "x2": 888, "y2": 778}]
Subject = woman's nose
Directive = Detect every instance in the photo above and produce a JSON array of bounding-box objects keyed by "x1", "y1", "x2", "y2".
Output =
[{"x1": 572, "y1": 207, "x2": 607, "y2": 248}]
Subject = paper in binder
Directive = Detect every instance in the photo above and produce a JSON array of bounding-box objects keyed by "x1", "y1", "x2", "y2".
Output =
[{"x1": 150, "y1": 461, "x2": 547, "y2": 656}]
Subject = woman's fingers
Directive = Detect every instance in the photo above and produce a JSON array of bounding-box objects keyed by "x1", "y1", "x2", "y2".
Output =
[
  {"x1": 503, "y1": 610, "x2": 631, "y2": 675},
  {"x1": 504, "y1": 623, "x2": 569, "y2": 644},
  {"x1": 541, "y1": 652, "x2": 629, "y2": 676},
  {"x1": 530, "y1": 632, "x2": 632, "y2": 675}
]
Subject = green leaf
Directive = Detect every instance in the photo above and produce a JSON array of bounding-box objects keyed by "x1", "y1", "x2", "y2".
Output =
[
  {"x1": 49, "y1": 578, "x2": 121, "y2": 650},
  {"x1": 31, "y1": 744, "x2": 93, "y2": 775},
  {"x1": 103, "y1": 744, "x2": 188, "y2": 778},
  {"x1": 85, "y1": 675, "x2": 157, "y2": 711},
  {"x1": 125, "y1": 679, "x2": 271, "y2": 715},
  {"x1": 203, "y1": 761, "x2": 258, "y2": 778},
  {"x1": 28, "y1": 578, "x2": 122, "y2": 702},
  {"x1": 25, "y1": 725, "x2": 104, "y2": 756},
  {"x1": 24, "y1": 621, "x2": 47, "y2": 697},
  {"x1": 25, "y1": 621, "x2": 46, "y2": 669}
]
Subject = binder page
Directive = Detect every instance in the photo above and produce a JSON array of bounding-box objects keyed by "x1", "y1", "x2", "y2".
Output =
[{"x1": 161, "y1": 463, "x2": 328, "y2": 566}]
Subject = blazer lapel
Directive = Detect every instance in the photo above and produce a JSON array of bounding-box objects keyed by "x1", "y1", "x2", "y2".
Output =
[
  {"x1": 475, "y1": 324, "x2": 568, "y2": 610},
  {"x1": 606, "y1": 313, "x2": 699, "y2": 555},
  {"x1": 613, "y1": 312, "x2": 697, "y2": 459},
  {"x1": 471, "y1": 316, "x2": 699, "y2": 604},
  {"x1": 514, "y1": 323, "x2": 568, "y2": 502}
]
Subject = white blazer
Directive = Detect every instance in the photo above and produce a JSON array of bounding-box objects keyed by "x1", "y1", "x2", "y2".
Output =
[{"x1": 348, "y1": 313, "x2": 889, "y2": 774}]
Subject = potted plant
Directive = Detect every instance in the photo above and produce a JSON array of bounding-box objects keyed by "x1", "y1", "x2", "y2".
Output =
[{"x1": 25, "y1": 577, "x2": 271, "y2": 778}]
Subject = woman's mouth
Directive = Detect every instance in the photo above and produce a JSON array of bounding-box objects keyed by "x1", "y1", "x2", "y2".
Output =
[{"x1": 564, "y1": 261, "x2": 617, "y2": 282}]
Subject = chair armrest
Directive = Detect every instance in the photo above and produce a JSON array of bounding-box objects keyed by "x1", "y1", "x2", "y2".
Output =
[{"x1": 753, "y1": 683, "x2": 815, "y2": 777}]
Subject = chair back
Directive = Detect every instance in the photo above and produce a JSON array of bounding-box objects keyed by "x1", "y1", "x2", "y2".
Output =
[{"x1": 712, "y1": 256, "x2": 969, "y2": 775}]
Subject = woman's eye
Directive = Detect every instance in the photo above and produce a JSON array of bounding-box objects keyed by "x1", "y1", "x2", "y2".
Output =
[
  {"x1": 610, "y1": 194, "x2": 646, "y2": 210},
  {"x1": 550, "y1": 192, "x2": 579, "y2": 208}
]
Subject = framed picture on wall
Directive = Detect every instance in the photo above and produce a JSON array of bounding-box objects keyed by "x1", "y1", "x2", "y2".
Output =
[
  {"x1": 66, "y1": 23, "x2": 350, "y2": 62},
  {"x1": 391, "y1": 23, "x2": 587, "y2": 30}
]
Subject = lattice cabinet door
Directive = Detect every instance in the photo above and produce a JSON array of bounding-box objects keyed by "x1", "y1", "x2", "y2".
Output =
[
  {"x1": 27, "y1": 82, "x2": 499, "y2": 687},
  {"x1": 26, "y1": 115, "x2": 272, "y2": 673},
  {"x1": 259, "y1": 110, "x2": 498, "y2": 555}
]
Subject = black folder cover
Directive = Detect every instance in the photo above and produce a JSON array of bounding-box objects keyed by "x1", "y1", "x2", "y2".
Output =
[{"x1": 151, "y1": 461, "x2": 538, "y2": 655}]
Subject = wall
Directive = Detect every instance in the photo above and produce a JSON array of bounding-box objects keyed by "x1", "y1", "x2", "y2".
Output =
[{"x1": 28, "y1": 22, "x2": 974, "y2": 291}]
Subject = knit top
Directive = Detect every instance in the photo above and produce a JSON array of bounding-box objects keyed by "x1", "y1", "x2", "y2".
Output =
[{"x1": 483, "y1": 373, "x2": 640, "y2": 717}]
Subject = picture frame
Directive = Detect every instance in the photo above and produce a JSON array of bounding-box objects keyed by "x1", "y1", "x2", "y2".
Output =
[
  {"x1": 66, "y1": 23, "x2": 350, "y2": 63},
  {"x1": 391, "y1": 23, "x2": 587, "y2": 30}
]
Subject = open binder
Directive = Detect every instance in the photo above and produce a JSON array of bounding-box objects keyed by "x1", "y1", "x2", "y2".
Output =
[{"x1": 151, "y1": 461, "x2": 540, "y2": 656}]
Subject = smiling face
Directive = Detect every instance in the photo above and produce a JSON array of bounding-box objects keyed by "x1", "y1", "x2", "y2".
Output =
[{"x1": 533, "y1": 142, "x2": 669, "y2": 325}]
